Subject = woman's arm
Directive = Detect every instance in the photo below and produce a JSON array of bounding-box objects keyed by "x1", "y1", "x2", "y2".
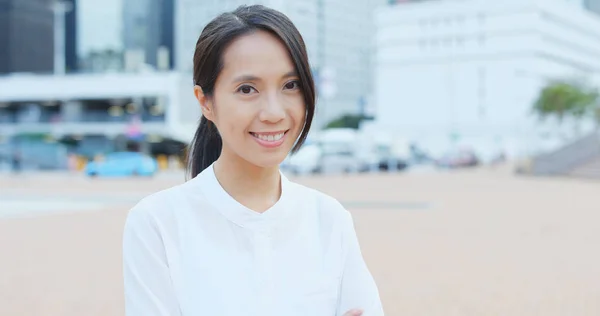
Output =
[
  {"x1": 123, "y1": 203, "x2": 181, "y2": 316},
  {"x1": 337, "y1": 211, "x2": 385, "y2": 316}
]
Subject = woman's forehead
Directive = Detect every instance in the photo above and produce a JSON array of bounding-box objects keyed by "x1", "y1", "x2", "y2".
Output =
[{"x1": 220, "y1": 31, "x2": 295, "y2": 79}]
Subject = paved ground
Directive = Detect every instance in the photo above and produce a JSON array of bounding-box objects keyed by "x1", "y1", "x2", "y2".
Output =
[{"x1": 1, "y1": 166, "x2": 599, "y2": 315}]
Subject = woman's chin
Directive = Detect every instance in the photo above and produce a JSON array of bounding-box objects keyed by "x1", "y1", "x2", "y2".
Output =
[{"x1": 249, "y1": 154, "x2": 288, "y2": 170}]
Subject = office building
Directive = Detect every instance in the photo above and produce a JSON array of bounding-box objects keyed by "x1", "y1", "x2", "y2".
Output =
[
  {"x1": 0, "y1": 0, "x2": 54, "y2": 74},
  {"x1": 375, "y1": 0, "x2": 600, "y2": 157},
  {"x1": 64, "y1": 0, "x2": 78, "y2": 72},
  {"x1": 76, "y1": 0, "x2": 124, "y2": 72},
  {"x1": 0, "y1": 0, "x2": 77, "y2": 74},
  {"x1": 123, "y1": 0, "x2": 175, "y2": 71}
]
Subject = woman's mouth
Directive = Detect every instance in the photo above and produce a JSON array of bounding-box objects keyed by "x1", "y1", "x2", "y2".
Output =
[{"x1": 250, "y1": 130, "x2": 288, "y2": 148}]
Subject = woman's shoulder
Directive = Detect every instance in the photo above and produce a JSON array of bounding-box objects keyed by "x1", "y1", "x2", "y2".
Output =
[
  {"x1": 288, "y1": 181, "x2": 352, "y2": 222},
  {"x1": 125, "y1": 181, "x2": 196, "y2": 226}
]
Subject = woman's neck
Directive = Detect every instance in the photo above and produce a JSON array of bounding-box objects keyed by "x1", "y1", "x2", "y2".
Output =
[{"x1": 213, "y1": 155, "x2": 282, "y2": 213}]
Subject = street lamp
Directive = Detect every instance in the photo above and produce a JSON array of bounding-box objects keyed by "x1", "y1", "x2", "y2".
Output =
[{"x1": 51, "y1": 1, "x2": 73, "y2": 76}]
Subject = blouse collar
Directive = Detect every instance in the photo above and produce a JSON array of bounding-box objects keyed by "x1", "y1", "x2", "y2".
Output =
[{"x1": 192, "y1": 163, "x2": 293, "y2": 231}]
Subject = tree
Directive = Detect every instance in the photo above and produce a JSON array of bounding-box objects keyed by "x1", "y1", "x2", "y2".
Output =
[
  {"x1": 532, "y1": 80, "x2": 599, "y2": 125},
  {"x1": 325, "y1": 114, "x2": 369, "y2": 129}
]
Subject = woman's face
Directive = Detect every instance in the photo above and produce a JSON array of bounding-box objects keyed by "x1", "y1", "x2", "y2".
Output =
[{"x1": 197, "y1": 30, "x2": 306, "y2": 169}]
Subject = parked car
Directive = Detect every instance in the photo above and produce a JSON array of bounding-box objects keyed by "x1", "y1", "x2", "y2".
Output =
[
  {"x1": 281, "y1": 143, "x2": 322, "y2": 175},
  {"x1": 435, "y1": 149, "x2": 480, "y2": 169},
  {"x1": 317, "y1": 128, "x2": 365, "y2": 174},
  {"x1": 85, "y1": 152, "x2": 158, "y2": 177},
  {"x1": 320, "y1": 150, "x2": 363, "y2": 174},
  {"x1": 378, "y1": 158, "x2": 409, "y2": 171}
]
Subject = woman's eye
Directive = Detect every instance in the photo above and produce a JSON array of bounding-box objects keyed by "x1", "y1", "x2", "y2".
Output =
[
  {"x1": 284, "y1": 80, "x2": 300, "y2": 90},
  {"x1": 237, "y1": 85, "x2": 256, "y2": 94}
]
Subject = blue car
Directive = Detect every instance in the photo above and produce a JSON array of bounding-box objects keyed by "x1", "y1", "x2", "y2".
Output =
[{"x1": 85, "y1": 152, "x2": 158, "y2": 177}]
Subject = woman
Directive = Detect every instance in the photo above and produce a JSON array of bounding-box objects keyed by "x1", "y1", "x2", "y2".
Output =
[{"x1": 123, "y1": 5, "x2": 384, "y2": 316}]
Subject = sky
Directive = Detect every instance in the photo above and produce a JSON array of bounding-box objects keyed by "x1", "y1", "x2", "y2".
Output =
[{"x1": 76, "y1": 0, "x2": 124, "y2": 56}]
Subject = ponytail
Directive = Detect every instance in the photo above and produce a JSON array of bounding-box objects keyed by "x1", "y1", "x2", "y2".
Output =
[{"x1": 186, "y1": 116, "x2": 222, "y2": 179}]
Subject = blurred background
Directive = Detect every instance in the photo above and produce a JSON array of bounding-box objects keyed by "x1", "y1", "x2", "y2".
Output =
[{"x1": 1, "y1": 0, "x2": 600, "y2": 315}]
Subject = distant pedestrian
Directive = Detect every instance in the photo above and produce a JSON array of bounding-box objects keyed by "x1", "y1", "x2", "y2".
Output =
[
  {"x1": 67, "y1": 153, "x2": 78, "y2": 172},
  {"x1": 11, "y1": 150, "x2": 22, "y2": 174}
]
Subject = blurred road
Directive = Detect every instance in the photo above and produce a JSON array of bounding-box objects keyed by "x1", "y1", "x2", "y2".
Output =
[{"x1": 1, "y1": 166, "x2": 599, "y2": 315}]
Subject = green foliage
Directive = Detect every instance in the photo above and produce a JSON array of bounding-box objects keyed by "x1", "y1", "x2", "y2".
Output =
[
  {"x1": 325, "y1": 114, "x2": 369, "y2": 129},
  {"x1": 533, "y1": 80, "x2": 599, "y2": 123}
]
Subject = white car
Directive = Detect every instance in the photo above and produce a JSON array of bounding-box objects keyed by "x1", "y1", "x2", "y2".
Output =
[
  {"x1": 281, "y1": 144, "x2": 322, "y2": 175},
  {"x1": 319, "y1": 150, "x2": 361, "y2": 174}
]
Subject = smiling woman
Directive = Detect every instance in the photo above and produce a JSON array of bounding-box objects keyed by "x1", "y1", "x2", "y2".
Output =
[
  {"x1": 192, "y1": 29, "x2": 309, "y2": 172},
  {"x1": 122, "y1": 5, "x2": 384, "y2": 316},
  {"x1": 187, "y1": 8, "x2": 315, "y2": 177}
]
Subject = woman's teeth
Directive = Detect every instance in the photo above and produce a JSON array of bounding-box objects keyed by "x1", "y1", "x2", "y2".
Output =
[{"x1": 252, "y1": 132, "x2": 285, "y2": 142}]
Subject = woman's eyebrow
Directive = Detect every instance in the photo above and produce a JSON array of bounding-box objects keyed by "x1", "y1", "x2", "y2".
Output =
[
  {"x1": 231, "y1": 74, "x2": 261, "y2": 84},
  {"x1": 232, "y1": 70, "x2": 298, "y2": 84},
  {"x1": 282, "y1": 70, "x2": 298, "y2": 79}
]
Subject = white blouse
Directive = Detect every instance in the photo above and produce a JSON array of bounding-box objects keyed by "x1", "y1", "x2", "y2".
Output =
[{"x1": 123, "y1": 164, "x2": 384, "y2": 316}]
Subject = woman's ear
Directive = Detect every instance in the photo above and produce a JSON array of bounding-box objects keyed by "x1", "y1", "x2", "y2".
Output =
[{"x1": 194, "y1": 85, "x2": 214, "y2": 121}]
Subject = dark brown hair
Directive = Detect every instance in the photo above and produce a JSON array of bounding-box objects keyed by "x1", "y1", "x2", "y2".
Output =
[{"x1": 186, "y1": 5, "x2": 316, "y2": 178}]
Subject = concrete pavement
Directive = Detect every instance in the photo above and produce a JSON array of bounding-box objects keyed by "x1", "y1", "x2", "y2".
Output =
[{"x1": 1, "y1": 166, "x2": 599, "y2": 315}]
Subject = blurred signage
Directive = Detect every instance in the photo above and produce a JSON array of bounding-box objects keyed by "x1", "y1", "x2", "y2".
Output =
[{"x1": 126, "y1": 115, "x2": 144, "y2": 140}]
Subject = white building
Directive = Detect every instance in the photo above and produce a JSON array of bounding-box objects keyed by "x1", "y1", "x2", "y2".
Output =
[
  {"x1": 0, "y1": 72, "x2": 199, "y2": 143},
  {"x1": 174, "y1": 0, "x2": 378, "y2": 127},
  {"x1": 375, "y1": 0, "x2": 600, "y2": 158}
]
